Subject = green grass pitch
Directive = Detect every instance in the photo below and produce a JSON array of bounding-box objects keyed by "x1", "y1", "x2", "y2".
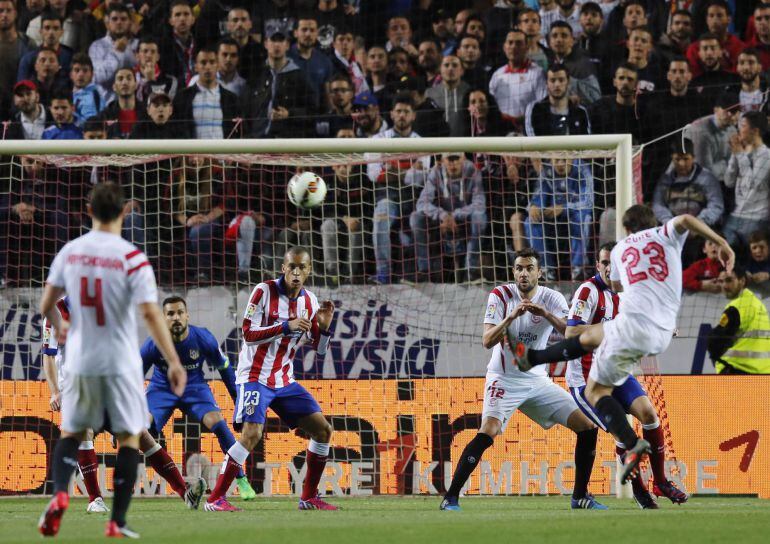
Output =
[{"x1": 1, "y1": 496, "x2": 768, "y2": 543}]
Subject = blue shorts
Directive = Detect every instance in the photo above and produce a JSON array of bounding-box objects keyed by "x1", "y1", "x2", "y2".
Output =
[
  {"x1": 570, "y1": 375, "x2": 647, "y2": 432},
  {"x1": 233, "y1": 381, "x2": 321, "y2": 431},
  {"x1": 146, "y1": 382, "x2": 221, "y2": 433}
]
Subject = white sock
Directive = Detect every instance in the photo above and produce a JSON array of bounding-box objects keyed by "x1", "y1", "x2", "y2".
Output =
[
  {"x1": 308, "y1": 439, "x2": 329, "y2": 457},
  {"x1": 642, "y1": 420, "x2": 660, "y2": 431},
  {"x1": 79, "y1": 441, "x2": 95, "y2": 450},
  {"x1": 144, "y1": 443, "x2": 161, "y2": 457},
  {"x1": 227, "y1": 441, "x2": 250, "y2": 465}
]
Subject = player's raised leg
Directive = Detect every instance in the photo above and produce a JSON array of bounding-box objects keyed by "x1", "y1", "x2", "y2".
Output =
[
  {"x1": 201, "y1": 410, "x2": 256, "y2": 500},
  {"x1": 296, "y1": 411, "x2": 337, "y2": 510}
]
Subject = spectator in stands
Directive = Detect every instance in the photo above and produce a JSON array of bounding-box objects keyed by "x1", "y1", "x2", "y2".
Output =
[
  {"x1": 387, "y1": 46, "x2": 413, "y2": 83},
  {"x1": 576, "y1": 2, "x2": 609, "y2": 93},
  {"x1": 652, "y1": 138, "x2": 724, "y2": 230},
  {"x1": 682, "y1": 238, "x2": 724, "y2": 293},
  {"x1": 174, "y1": 47, "x2": 240, "y2": 140},
  {"x1": 547, "y1": 21, "x2": 600, "y2": 105},
  {"x1": 331, "y1": 25, "x2": 368, "y2": 95},
  {"x1": 18, "y1": 0, "x2": 45, "y2": 33},
  {"x1": 289, "y1": 15, "x2": 334, "y2": 110},
  {"x1": 410, "y1": 153, "x2": 487, "y2": 283},
  {"x1": 315, "y1": 72, "x2": 354, "y2": 137},
  {"x1": 736, "y1": 49, "x2": 768, "y2": 114},
  {"x1": 352, "y1": 90, "x2": 387, "y2": 138},
  {"x1": 226, "y1": 7, "x2": 262, "y2": 84},
  {"x1": 554, "y1": 0, "x2": 582, "y2": 37},
  {"x1": 747, "y1": 3, "x2": 770, "y2": 71},
  {"x1": 416, "y1": 37, "x2": 441, "y2": 89},
  {"x1": 622, "y1": 25, "x2": 665, "y2": 93},
  {"x1": 31, "y1": 47, "x2": 67, "y2": 107},
  {"x1": 393, "y1": 74, "x2": 448, "y2": 138},
  {"x1": 590, "y1": 63, "x2": 645, "y2": 144},
  {"x1": 318, "y1": 0, "x2": 354, "y2": 52},
  {"x1": 0, "y1": 0, "x2": 33, "y2": 99},
  {"x1": 539, "y1": 0, "x2": 559, "y2": 38},
  {"x1": 130, "y1": 91, "x2": 176, "y2": 139},
  {"x1": 385, "y1": 15, "x2": 417, "y2": 59},
  {"x1": 366, "y1": 93, "x2": 431, "y2": 284},
  {"x1": 457, "y1": 34, "x2": 490, "y2": 90},
  {"x1": 425, "y1": 55, "x2": 469, "y2": 137},
  {"x1": 42, "y1": 89, "x2": 82, "y2": 139},
  {"x1": 189, "y1": 38, "x2": 247, "y2": 99},
  {"x1": 746, "y1": 230, "x2": 770, "y2": 294},
  {"x1": 102, "y1": 67, "x2": 143, "y2": 138},
  {"x1": 605, "y1": 0, "x2": 648, "y2": 46},
  {"x1": 365, "y1": 46, "x2": 388, "y2": 107},
  {"x1": 3, "y1": 80, "x2": 51, "y2": 139},
  {"x1": 159, "y1": 0, "x2": 196, "y2": 86},
  {"x1": 518, "y1": 8, "x2": 548, "y2": 70},
  {"x1": 245, "y1": 27, "x2": 313, "y2": 138},
  {"x1": 685, "y1": 91, "x2": 739, "y2": 184},
  {"x1": 135, "y1": 36, "x2": 179, "y2": 104},
  {"x1": 89, "y1": 3, "x2": 137, "y2": 97},
  {"x1": 686, "y1": 0, "x2": 744, "y2": 78},
  {"x1": 525, "y1": 157, "x2": 594, "y2": 281},
  {"x1": 462, "y1": 88, "x2": 507, "y2": 137},
  {"x1": 658, "y1": 9, "x2": 694, "y2": 66},
  {"x1": 26, "y1": 0, "x2": 83, "y2": 52},
  {"x1": 690, "y1": 33, "x2": 741, "y2": 105},
  {"x1": 17, "y1": 11, "x2": 72, "y2": 82},
  {"x1": 70, "y1": 53, "x2": 105, "y2": 128},
  {"x1": 489, "y1": 28, "x2": 546, "y2": 133},
  {"x1": 82, "y1": 116, "x2": 107, "y2": 140},
  {"x1": 723, "y1": 110, "x2": 770, "y2": 247},
  {"x1": 319, "y1": 158, "x2": 372, "y2": 285},
  {"x1": 525, "y1": 63, "x2": 591, "y2": 137}
]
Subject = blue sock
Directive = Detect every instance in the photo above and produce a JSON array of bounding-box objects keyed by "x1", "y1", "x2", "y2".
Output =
[{"x1": 211, "y1": 420, "x2": 245, "y2": 479}]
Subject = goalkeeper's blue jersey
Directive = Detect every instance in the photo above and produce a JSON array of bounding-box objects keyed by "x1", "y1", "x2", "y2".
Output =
[{"x1": 141, "y1": 325, "x2": 229, "y2": 389}]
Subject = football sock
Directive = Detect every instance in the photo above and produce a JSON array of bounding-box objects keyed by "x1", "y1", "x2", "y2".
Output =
[
  {"x1": 446, "y1": 433, "x2": 494, "y2": 498},
  {"x1": 643, "y1": 421, "x2": 667, "y2": 484},
  {"x1": 301, "y1": 440, "x2": 330, "y2": 501},
  {"x1": 77, "y1": 442, "x2": 102, "y2": 501},
  {"x1": 145, "y1": 445, "x2": 186, "y2": 497},
  {"x1": 572, "y1": 428, "x2": 598, "y2": 500},
  {"x1": 52, "y1": 436, "x2": 80, "y2": 494},
  {"x1": 111, "y1": 447, "x2": 139, "y2": 527},
  {"x1": 595, "y1": 396, "x2": 638, "y2": 450},
  {"x1": 208, "y1": 441, "x2": 250, "y2": 502},
  {"x1": 528, "y1": 336, "x2": 588, "y2": 366},
  {"x1": 211, "y1": 420, "x2": 245, "y2": 479},
  {"x1": 617, "y1": 443, "x2": 648, "y2": 494}
]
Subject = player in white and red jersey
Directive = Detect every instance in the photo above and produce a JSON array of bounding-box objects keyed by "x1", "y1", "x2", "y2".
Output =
[
  {"x1": 514, "y1": 206, "x2": 734, "y2": 483},
  {"x1": 38, "y1": 182, "x2": 186, "y2": 539},
  {"x1": 204, "y1": 246, "x2": 336, "y2": 512},
  {"x1": 566, "y1": 243, "x2": 687, "y2": 508},
  {"x1": 441, "y1": 248, "x2": 605, "y2": 511}
]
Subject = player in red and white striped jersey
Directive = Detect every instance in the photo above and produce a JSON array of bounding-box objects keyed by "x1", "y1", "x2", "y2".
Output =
[{"x1": 205, "y1": 246, "x2": 336, "y2": 511}]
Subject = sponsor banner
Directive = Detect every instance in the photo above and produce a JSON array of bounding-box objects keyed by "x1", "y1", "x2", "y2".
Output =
[
  {"x1": 2, "y1": 377, "x2": 768, "y2": 497},
  {"x1": 1, "y1": 287, "x2": 766, "y2": 378}
]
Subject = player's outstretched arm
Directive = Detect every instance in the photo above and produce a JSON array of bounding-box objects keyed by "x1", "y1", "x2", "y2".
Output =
[
  {"x1": 673, "y1": 214, "x2": 735, "y2": 272},
  {"x1": 140, "y1": 302, "x2": 187, "y2": 396},
  {"x1": 42, "y1": 355, "x2": 61, "y2": 411},
  {"x1": 39, "y1": 284, "x2": 67, "y2": 343}
]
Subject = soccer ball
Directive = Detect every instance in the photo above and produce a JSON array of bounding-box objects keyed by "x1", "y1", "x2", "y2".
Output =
[{"x1": 287, "y1": 171, "x2": 327, "y2": 209}]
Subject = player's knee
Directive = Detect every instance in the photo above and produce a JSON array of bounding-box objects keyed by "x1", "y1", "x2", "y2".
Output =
[
  {"x1": 314, "y1": 421, "x2": 333, "y2": 443},
  {"x1": 568, "y1": 410, "x2": 595, "y2": 433}
]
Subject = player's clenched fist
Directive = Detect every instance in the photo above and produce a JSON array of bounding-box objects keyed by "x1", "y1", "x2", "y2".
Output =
[
  {"x1": 167, "y1": 364, "x2": 187, "y2": 396},
  {"x1": 316, "y1": 300, "x2": 335, "y2": 331},
  {"x1": 49, "y1": 392, "x2": 61, "y2": 412},
  {"x1": 288, "y1": 317, "x2": 312, "y2": 332},
  {"x1": 56, "y1": 320, "x2": 70, "y2": 345}
]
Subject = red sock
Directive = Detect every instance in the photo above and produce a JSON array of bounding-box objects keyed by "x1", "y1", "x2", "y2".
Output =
[
  {"x1": 146, "y1": 448, "x2": 187, "y2": 497},
  {"x1": 643, "y1": 425, "x2": 667, "y2": 485},
  {"x1": 207, "y1": 457, "x2": 241, "y2": 503},
  {"x1": 617, "y1": 444, "x2": 648, "y2": 494},
  {"x1": 301, "y1": 451, "x2": 328, "y2": 501},
  {"x1": 77, "y1": 448, "x2": 102, "y2": 501}
]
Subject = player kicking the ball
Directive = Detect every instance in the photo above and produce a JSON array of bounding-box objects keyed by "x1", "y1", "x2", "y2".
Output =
[
  {"x1": 565, "y1": 243, "x2": 687, "y2": 508},
  {"x1": 512, "y1": 206, "x2": 734, "y2": 484},
  {"x1": 441, "y1": 247, "x2": 605, "y2": 512},
  {"x1": 204, "y1": 246, "x2": 337, "y2": 511},
  {"x1": 38, "y1": 182, "x2": 187, "y2": 538},
  {"x1": 141, "y1": 296, "x2": 257, "y2": 501}
]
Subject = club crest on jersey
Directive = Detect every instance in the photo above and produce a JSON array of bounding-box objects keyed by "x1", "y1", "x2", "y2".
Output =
[
  {"x1": 189, "y1": 349, "x2": 199, "y2": 360},
  {"x1": 245, "y1": 303, "x2": 257, "y2": 318},
  {"x1": 245, "y1": 404, "x2": 255, "y2": 415},
  {"x1": 485, "y1": 303, "x2": 497, "y2": 319},
  {"x1": 530, "y1": 314, "x2": 542, "y2": 323}
]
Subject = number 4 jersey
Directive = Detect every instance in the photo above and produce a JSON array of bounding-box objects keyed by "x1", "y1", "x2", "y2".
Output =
[
  {"x1": 610, "y1": 218, "x2": 688, "y2": 332},
  {"x1": 46, "y1": 230, "x2": 158, "y2": 377}
]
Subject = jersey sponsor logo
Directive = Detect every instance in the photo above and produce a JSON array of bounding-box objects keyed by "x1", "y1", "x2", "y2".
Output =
[
  {"x1": 302, "y1": 309, "x2": 309, "y2": 319},
  {"x1": 245, "y1": 303, "x2": 257, "y2": 318},
  {"x1": 485, "y1": 303, "x2": 497, "y2": 319},
  {"x1": 189, "y1": 349, "x2": 199, "y2": 360},
  {"x1": 517, "y1": 332, "x2": 538, "y2": 344}
]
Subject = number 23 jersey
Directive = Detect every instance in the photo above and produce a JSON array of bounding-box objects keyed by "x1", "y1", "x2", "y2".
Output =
[{"x1": 610, "y1": 218, "x2": 688, "y2": 332}]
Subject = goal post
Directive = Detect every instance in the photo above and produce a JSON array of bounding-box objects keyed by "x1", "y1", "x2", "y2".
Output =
[{"x1": 1, "y1": 134, "x2": 661, "y2": 499}]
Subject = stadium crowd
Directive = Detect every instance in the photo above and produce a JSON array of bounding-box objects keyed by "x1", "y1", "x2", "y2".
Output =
[{"x1": 0, "y1": 0, "x2": 769, "y2": 288}]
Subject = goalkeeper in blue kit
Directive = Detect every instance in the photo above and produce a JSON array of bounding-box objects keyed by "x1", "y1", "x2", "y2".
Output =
[{"x1": 141, "y1": 296, "x2": 257, "y2": 500}]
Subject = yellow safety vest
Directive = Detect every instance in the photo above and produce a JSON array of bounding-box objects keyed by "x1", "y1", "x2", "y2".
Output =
[{"x1": 717, "y1": 288, "x2": 770, "y2": 374}]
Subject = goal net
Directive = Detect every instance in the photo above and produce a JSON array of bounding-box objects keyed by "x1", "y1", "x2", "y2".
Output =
[{"x1": 1, "y1": 135, "x2": 687, "y2": 499}]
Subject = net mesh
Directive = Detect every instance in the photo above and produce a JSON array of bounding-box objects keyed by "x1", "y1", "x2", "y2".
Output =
[{"x1": 1, "y1": 144, "x2": 682, "y2": 497}]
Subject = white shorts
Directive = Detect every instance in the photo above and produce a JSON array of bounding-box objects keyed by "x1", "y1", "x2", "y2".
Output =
[
  {"x1": 482, "y1": 372, "x2": 578, "y2": 431},
  {"x1": 590, "y1": 313, "x2": 673, "y2": 386},
  {"x1": 61, "y1": 374, "x2": 149, "y2": 436}
]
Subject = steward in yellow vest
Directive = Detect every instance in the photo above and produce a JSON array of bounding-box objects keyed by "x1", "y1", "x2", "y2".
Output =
[{"x1": 707, "y1": 266, "x2": 770, "y2": 374}]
